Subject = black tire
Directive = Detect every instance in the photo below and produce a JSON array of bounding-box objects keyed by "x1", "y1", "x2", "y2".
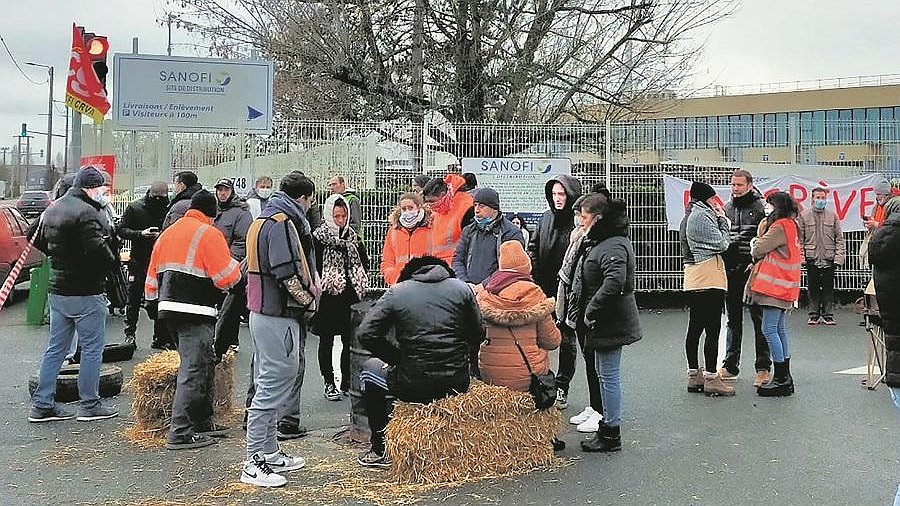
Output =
[
  {"x1": 102, "y1": 343, "x2": 135, "y2": 363},
  {"x1": 28, "y1": 364, "x2": 123, "y2": 403}
]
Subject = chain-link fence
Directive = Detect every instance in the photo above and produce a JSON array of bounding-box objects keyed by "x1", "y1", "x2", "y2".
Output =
[{"x1": 104, "y1": 118, "x2": 900, "y2": 292}]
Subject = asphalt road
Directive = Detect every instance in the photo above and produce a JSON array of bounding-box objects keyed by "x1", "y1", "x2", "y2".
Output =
[{"x1": 1, "y1": 291, "x2": 897, "y2": 506}]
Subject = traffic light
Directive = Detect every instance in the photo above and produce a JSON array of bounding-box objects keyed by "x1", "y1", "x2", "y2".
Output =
[
  {"x1": 20, "y1": 123, "x2": 26, "y2": 137},
  {"x1": 80, "y1": 29, "x2": 109, "y2": 92}
]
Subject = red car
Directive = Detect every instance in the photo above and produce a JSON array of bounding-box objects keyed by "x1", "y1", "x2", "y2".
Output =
[
  {"x1": 0, "y1": 205, "x2": 44, "y2": 286},
  {"x1": 15, "y1": 191, "x2": 52, "y2": 220}
]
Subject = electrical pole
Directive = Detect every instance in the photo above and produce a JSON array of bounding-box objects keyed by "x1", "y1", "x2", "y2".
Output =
[
  {"x1": 25, "y1": 63, "x2": 54, "y2": 170},
  {"x1": 167, "y1": 14, "x2": 173, "y2": 56}
]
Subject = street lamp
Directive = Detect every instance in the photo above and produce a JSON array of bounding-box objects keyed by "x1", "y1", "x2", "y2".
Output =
[{"x1": 24, "y1": 62, "x2": 54, "y2": 170}]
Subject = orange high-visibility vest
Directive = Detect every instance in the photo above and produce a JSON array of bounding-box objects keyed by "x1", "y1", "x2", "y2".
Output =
[
  {"x1": 751, "y1": 218, "x2": 802, "y2": 303},
  {"x1": 429, "y1": 174, "x2": 474, "y2": 265}
]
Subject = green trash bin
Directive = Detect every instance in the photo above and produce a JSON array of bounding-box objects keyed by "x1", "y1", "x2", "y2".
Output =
[{"x1": 26, "y1": 257, "x2": 50, "y2": 326}]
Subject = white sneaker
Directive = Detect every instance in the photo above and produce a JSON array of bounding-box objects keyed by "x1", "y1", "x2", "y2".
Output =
[
  {"x1": 576, "y1": 411, "x2": 603, "y2": 433},
  {"x1": 568, "y1": 406, "x2": 597, "y2": 425},
  {"x1": 241, "y1": 453, "x2": 287, "y2": 488},
  {"x1": 265, "y1": 448, "x2": 306, "y2": 473}
]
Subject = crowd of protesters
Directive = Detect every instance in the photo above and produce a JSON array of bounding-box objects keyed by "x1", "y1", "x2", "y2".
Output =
[{"x1": 22, "y1": 164, "x2": 900, "y2": 489}]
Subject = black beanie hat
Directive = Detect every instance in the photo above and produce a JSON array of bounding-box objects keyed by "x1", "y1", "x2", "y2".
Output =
[
  {"x1": 74, "y1": 167, "x2": 106, "y2": 189},
  {"x1": 190, "y1": 189, "x2": 218, "y2": 217},
  {"x1": 690, "y1": 181, "x2": 716, "y2": 202},
  {"x1": 473, "y1": 187, "x2": 501, "y2": 211}
]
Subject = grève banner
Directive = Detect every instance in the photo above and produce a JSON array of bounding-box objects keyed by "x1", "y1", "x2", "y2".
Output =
[{"x1": 663, "y1": 173, "x2": 886, "y2": 232}]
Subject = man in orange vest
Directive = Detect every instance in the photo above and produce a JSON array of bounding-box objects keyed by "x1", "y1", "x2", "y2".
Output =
[{"x1": 145, "y1": 190, "x2": 242, "y2": 450}]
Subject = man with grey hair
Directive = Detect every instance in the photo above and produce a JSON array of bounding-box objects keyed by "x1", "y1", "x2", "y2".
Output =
[{"x1": 119, "y1": 181, "x2": 171, "y2": 349}]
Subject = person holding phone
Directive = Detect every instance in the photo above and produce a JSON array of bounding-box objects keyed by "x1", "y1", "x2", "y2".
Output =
[{"x1": 119, "y1": 181, "x2": 171, "y2": 349}]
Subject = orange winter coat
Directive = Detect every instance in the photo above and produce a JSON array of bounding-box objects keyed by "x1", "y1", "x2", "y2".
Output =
[
  {"x1": 477, "y1": 279, "x2": 561, "y2": 392},
  {"x1": 380, "y1": 207, "x2": 433, "y2": 286},
  {"x1": 430, "y1": 174, "x2": 474, "y2": 265}
]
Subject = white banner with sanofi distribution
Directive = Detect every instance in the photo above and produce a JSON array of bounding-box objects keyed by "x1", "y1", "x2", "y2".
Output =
[
  {"x1": 462, "y1": 157, "x2": 572, "y2": 214},
  {"x1": 112, "y1": 54, "x2": 273, "y2": 134}
]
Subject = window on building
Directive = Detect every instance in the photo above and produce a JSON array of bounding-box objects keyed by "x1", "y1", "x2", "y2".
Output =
[
  {"x1": 655, "y1": 120, "x2": 665, "y2": 150},
  {"x1": 776, "y1": 113, "x2": 788, "y2": 146},
  {"x1": 867, "y1": 108, "x2": 880, "y2": 142},
  {"x1": 813, "y1": 110, "x2": 825, "y2": 145},
  {"x1": 853, "y1": 108, "x2": 866, "y2": 143},
  {"x1": 881, "y1": 107, "x2": 895, "y2": 142},
  {"x1": 739, "y1": 114, "x2": 752, "y2": 146},
  {"x1": 800, "y1": 111, "x2": 813, "y2": 145},
  {"x1": 695, "y1": 117, "x2": 707, "y2": 148},
  {"x1": 673, "y1": 118, "x2": 685, "y2": 149},
  {"x1": 825, "y1": 110, "x2": 839, "y2": 144},
  {"x1": 838, "y1": 109, "x2": 852, "y2": 143},
  {"x1": 753, "y1": 114, "x2": 764, "y2": 145},
  {"x1": 685, "y1": 117, "x2": 696, "y2": 149},
  {"x1": 663, "y1": 118, "x2": 675, "y2": 149},
  {"x1": 718, "y1": 116, "x2": 729, "y2": 148},
  {"x1": 763, "y1": 113, "x2": 776, "y2": 146},
  {"x1": 707, "y1": 116, "x2": 718, "y2": 148}
]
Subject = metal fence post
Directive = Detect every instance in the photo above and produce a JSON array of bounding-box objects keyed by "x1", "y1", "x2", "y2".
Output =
[{"x1": 605, "y1": 120, "x2": 612, "y2": 190}]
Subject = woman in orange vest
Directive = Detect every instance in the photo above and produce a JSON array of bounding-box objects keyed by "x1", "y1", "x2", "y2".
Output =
[
  {"x1": 380, "y1": 193, "x2": 432, "y2": 286},
  {"x1": 422, "y1": 174, "x2": 474, "y2": 265},
  {"x1": 747, "y1": 191, "x2": 801, "y2": 397}
]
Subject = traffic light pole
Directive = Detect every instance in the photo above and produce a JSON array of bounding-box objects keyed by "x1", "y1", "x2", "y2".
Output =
[
  {"x1": 46, "y1": 66, "x2": 53, "y2": 170},
  {"x1": 69, "y1": 112, "x2": 82, "y2": 173}
]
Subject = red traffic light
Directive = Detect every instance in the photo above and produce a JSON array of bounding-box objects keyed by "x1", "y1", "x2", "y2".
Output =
[{"x1": 85, "y1": 35, "x2": 108, "y2": 60}]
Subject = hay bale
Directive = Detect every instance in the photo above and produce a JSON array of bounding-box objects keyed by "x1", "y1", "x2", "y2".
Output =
[
  {"x1": 126, "y1": 350, "x2": 236, "y2": 437},
  {"x1": 385, "y1": 381, "x2": 562, "y2": 484}
]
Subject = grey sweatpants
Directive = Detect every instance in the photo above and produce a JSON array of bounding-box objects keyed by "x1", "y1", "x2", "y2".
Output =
[{"x1": 246, "y1": 312, "x2": 303, "y2": 459}]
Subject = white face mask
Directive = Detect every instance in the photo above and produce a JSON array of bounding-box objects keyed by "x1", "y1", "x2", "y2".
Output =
[
  {"x1": 88, "y1": 187, "x2": 110, "y2": 207},
  {"x1": 764, "y1": 204, "x2": 774, "y2": 216},
  {"x1": 257, "y1": 188, "x2": 273, "y2": 199}
]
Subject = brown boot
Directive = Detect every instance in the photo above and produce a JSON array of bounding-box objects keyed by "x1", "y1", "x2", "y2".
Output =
[
  {"x1": 752, "y1": 370, "x2": 771, "y2": 387},
  {"x1": 687, "y1": 369, "x2": 704, "y2": 393},
  {"x1": 704, "y1": 374, "x2": 736, "y2": 397}
]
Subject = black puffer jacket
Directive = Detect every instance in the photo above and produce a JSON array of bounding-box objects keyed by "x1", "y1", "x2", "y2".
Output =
[
  {"x1": 37, "y1": 188, "x2": 117, "y2": 296},
  {"x1": 531, "y1": 174, "x2": 583, "y2": 296},
  {"x1": 162, "y1": 183, "x2": 202, "y2": 229},
  {"x1": 869, "y1": 212, "x2": 900, "y2": 387},
  {"x1": 723, "y1": 190, "x2": 765, "y2": 271},
  {"x1": 119, "y1": 192, "x2": 168, "y2": 266},
  {"x1": 357, "y1": 264, "x2": 485, "y2": 403},
  {"x1": 575, "y1": 200, "x2": 643, "y2": 352}
]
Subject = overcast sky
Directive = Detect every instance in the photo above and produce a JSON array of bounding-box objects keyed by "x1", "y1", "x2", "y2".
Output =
[{"x1": 0, "y1": 0, "x2": 898, "y2": 162}]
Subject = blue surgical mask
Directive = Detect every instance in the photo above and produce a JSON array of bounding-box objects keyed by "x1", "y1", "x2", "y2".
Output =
[
  {"x1": 475, "y1": 216, "x2": 493, "y2": 228},
  {"x1": 813, "y1": 200, "x2": 827, "y2": 211}
]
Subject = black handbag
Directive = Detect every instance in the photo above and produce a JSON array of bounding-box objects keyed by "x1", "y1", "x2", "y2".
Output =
[{"x1": 509, "y1": 328, "x2": 557, "y2": 410}]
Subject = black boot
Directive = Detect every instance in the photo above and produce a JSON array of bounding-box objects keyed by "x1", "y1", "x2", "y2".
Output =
[
  {"x1": 757, "y1": 362, "x2": 791, "y2": 397},
  {"x1": 580, "y1": 423, "x2": 621, "y2": 453},
  {"x1": 783, "y1": 357, "x2": 794, "y2": 394}
]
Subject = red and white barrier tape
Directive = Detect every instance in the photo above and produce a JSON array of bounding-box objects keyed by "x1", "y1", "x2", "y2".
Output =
[{"x1": 0, "y1": 242, "x2": 34, "y2": 312}]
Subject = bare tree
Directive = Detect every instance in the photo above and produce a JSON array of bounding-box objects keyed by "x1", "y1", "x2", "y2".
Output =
[{"x1": 169, "y1": 0, "x2": 735, "y2": 124}]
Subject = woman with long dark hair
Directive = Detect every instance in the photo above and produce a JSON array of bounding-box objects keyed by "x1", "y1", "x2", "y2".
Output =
[
  {"x1": 746, "y1": 191, "x2": 801, "y2": 397},
  {"x1": 568, "y1": 193, "x2": 642, "y2": 453}
]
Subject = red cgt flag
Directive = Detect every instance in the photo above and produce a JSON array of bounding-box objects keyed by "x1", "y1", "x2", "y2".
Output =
[{"x1": 65, "y1": 22, "x2": 110, "y2": 123}]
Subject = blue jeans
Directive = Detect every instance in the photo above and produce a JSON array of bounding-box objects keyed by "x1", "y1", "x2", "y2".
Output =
[
  {"x1": 891, "y1": 388, "x2": 900, "y2": 413},
  {"x1": 761, "y1": 307, "x2": 790, "y2": 363},
  {"x1": 32, "y1": 294, "x2": 107, "y2": 409},
  {"x1": 594, "y1": 347, "x2": 623, "y2": 427}
]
